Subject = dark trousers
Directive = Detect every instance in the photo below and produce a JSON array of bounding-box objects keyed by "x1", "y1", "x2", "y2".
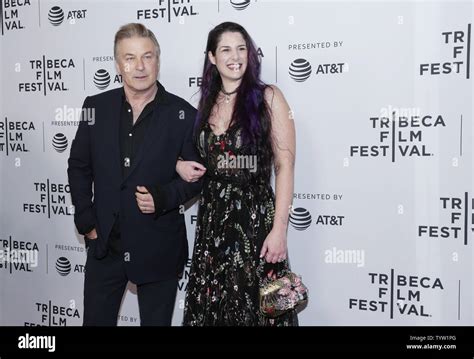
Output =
[{"x1": 83, "y1": 233, "x2": 178, "y2": 326}]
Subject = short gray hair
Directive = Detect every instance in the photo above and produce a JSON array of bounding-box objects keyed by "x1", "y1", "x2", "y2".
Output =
[{"x1": 114, "y1": 23, "x2": 161, "y2": 59}]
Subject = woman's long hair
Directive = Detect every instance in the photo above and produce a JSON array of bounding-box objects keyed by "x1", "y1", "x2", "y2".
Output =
[{"x1": 195, "y1": 22, "x2": 274, "y2": 182}]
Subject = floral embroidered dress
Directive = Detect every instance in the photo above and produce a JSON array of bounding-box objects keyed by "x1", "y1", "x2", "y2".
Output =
[{"x1": 182, "y1": 123, "x2": 298, "y2": 326}]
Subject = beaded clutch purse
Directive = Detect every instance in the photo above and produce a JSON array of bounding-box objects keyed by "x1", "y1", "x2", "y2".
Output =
[{"x1": 259, "y1": 271, "x2": 308, "y2": 318}]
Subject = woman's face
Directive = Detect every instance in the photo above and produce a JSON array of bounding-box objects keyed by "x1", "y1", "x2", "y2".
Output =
[{"x1": 208, "y1": 31, "x2": 248, "y2": 85}]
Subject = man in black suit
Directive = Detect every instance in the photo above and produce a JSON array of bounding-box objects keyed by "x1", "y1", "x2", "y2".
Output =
[{"x1": 67, "y1": 23, "x2": 201, "y2": 326}]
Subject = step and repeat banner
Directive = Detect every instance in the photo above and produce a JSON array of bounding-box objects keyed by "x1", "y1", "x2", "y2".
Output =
[{"x1": 0, "y1": 0, "x2": 473, "y2": 326}]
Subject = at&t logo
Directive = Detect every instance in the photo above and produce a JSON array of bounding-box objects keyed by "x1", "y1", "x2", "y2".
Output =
[
  {"x1": 289, "y1": 59, "x2": 312, "y2": 82},
  {"x1": 93, "y1": 69, "x2": 110, "y2": 89},
  {"x1": 93, "y1": 69, "x2": 122, "y2": 90},
  {"x1": 48, "y1": 5, "x2": 87, "y2": 26},
  {"x1": 230, "y1": 0, "x2": 251, "y2": 11},
  {"x1": 289, "y1": 206, "x2": 344, "y2": 231},
  {"x1": 289, "y1": 207, "x2": 312, "y2": 230},
  {"x1": 54, "y1": 256, "x2": 84, "y2": 276},
  {"x1": 289, "y1": 58, "x2": 345, "y2": 82},
  {"x1": 52, "y1": 133, "x2": 68, "y2": 153},
  {"x1": 48, "y1": 6, "x2": 64, "y2": 26},
  {"x1": 55, "y1": 257, "x2": 71, "y2": 276}
]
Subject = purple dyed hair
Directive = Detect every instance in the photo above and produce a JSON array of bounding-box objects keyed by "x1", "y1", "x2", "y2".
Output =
[{"x1": 195, "y1": 22, "x2": 274, "y2": 181}]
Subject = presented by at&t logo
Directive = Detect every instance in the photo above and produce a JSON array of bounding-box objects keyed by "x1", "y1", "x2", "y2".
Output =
[
  {"x1": 47, "y1": 5, "x2": 87, "y2": 26},
  {"x1": 289, "y1": 59, "x2": 312, "y2": 82},
  {"x1": 93, "y1": 69, "x2": 122, "y2": 90},
  {"x1": 48, "y1": 6, "x2": 63, "y2": 25},
  {"x1": 90, "y1": 55, "x2": 123, "y2": 90},
  {"x1": 289, "y1": 58, "x2": 346, "y2": 82},
  {"x1": 118, "y1": 314, "x2": 139, "y2": 325},
  {"x1": 289, "y1": 206, "x2": 344, "y2": 230},
  {"x1": 349, "y1": 269, "x2": 444, "y2": 319},
  {"x1": 52, "y1": 133, "x2": 68, "y2": 153},
  {"x1": 94, "y1": 69, "x2": 111, "y2": 89},
  {"x1": 55, "y1": 257, "x2": 71, "y2": 276},
  {"x1": 287, "y1": 40, "x2": 346, "y2": 82},
  {"x1": 230, "y1": 0, "x2": 251, "y2": 11},
  {"x1": 54, "y1": 256, "x2": 84, "y2": 276},
  {"x1": 52, "y1": 243, "x2": 86, "y2": 276},
  {"x1": 289, "y1": 207, "x2": 312, "y2": 230}
]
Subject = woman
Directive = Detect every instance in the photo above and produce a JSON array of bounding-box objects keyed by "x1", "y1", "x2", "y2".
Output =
[{"x1": 178, "y1": 22, "x2": 297, "y2": 326}]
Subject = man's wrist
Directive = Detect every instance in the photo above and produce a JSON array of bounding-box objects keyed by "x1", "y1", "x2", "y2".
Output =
[{"x1": 86, "y1": 228, "x2": 98, "y2": 240}]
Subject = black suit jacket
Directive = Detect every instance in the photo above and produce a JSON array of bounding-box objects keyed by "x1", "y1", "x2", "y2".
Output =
[{"x1": 67, "y1": 82, "x2": 201, "y2": 284}]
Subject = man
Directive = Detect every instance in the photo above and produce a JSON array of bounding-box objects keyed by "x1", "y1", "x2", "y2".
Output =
[{"x1": 67, "y1": 23, "x2": 201, "y2": 326}]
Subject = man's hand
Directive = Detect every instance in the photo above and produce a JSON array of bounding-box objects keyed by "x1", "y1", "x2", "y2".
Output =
[
  {"x1": 135, "y1": 186, "x2": 155, "y2": 214},
  {"x1": 86, "y1": 228, "x2": 98, "y2": 240}
]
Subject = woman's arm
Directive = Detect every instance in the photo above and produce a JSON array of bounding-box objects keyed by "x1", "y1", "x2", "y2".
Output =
[{"x1": 260, "y1": 85, "x2": 296, "y2": 264}]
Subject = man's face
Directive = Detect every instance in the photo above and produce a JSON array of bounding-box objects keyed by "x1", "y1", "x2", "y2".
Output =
[{"x1": 115, "y1": 36, "x2": 159, "y2": 94}]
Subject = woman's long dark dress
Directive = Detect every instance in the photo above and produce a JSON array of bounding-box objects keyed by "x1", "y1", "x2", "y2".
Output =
[{"x1": 182, "y1": 123, "x2": 298, "y2": 326}]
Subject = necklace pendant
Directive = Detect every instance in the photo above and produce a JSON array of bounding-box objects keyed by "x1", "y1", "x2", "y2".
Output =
[{"x1": 225, "y1": 95, "x2": 230, "y2": 104}]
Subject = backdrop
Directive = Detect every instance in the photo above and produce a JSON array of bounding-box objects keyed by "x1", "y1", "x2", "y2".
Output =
[{"x1": 0, "y1": 0, "x2": 473, "y2": 326}]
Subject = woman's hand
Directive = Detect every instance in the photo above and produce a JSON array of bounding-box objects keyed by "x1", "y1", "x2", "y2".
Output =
[
  {"x1": 176, "y1": 160, "x2": 206, "y2": 182},
  {"x1": 259, "y1": 228, "x2": 288, "y2": 264}
]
